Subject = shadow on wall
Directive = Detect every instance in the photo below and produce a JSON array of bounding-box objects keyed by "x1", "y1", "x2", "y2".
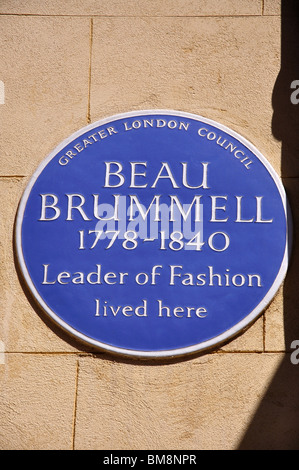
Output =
[{"x1": 238, "y1": 0, "x2": 299, "y2": 450}]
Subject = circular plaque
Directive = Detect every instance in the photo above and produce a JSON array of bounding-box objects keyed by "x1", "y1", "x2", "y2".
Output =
[{"x1": 15, "y1": 110, "x2": 291, "y2": 358}]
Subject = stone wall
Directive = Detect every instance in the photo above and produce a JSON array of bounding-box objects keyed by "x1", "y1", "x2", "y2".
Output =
[{"x1": 1, "y1": 0, "x2": 299, "y2": 450}]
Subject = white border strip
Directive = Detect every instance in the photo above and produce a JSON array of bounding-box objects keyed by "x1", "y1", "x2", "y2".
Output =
[{"x1": 15, "y1": 109, "x2": 292, "y2": 358}]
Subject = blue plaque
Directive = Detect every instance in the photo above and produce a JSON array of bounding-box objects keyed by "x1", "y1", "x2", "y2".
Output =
[{"x1": 15, "y1": 110, "x2": 291, "y2": 358}]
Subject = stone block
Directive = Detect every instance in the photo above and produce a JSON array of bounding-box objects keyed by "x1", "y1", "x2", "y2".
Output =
[
  {"x1": 0, "y1": 354, "x2": 77, "y2": 449},
  {"x1": 264, "y1": 0, "x2": 281, "y2": 16},
  {"x1": 90, "y1": 16, "x2": 281, "y2": 175},
  {"x1": 74, "y1": 353, "x2": 288, "y2": 450},
  {"x1": 0, "y1": 16, "x2": 90, "y2": 176},
  {"x1": 0, "y1": 1, "x2": 263, "y2": 17}
]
